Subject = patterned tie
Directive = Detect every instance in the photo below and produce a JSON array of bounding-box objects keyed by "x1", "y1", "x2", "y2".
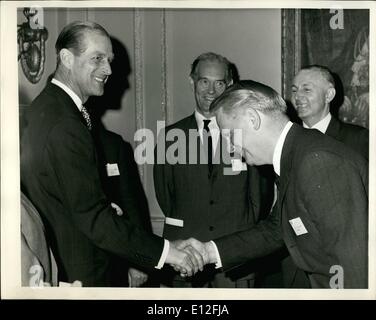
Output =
[
  {"x1": 81, "y1": 105, "x2": 92, "y2": 130},
  {"x1": 203, "y1": 119, "x2": 213, "y2": 175}
]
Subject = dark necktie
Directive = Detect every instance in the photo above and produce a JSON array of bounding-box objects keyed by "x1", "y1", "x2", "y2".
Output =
[
  {"x1": 81, "y1": 106, "x2": 92, "y2": 130},
  {"x1": 203, "y1": 119, "x2": 213, "y2": 174}
]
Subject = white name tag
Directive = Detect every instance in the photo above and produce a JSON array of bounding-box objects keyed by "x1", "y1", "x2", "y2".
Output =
[
  {"x1": 289, "y1": 217, "x2": 308, "y2": 236},
  {"x1": 165, "y1": 217, "x2": 184, "y2": 227},
  {"x1": 106, "y1": 163, "x2": 120, "y2": 177},
  {"x1": 231, "y1": 159, "x2": 247, "y2": 172}
]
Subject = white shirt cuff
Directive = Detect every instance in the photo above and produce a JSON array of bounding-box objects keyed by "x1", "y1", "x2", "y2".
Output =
[
  {"x1": 210, "y1": 240, "x2": 223, "y2": 269},
  {"x1": 155, "y1": 239, "x2": 169, "y2": 269}
]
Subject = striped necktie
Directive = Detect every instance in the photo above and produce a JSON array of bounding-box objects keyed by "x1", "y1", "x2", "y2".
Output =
[{"x1": 81, "y1": 106, "x2": 92, "y2": 130}]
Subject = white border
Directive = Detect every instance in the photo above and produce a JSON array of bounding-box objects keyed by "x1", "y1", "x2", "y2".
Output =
[{"x1": 1, "y1": 0, "x2": 375, "y2": 300}]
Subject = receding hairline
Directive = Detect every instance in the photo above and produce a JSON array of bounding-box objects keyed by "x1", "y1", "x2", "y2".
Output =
[
  {"x1": 295, "y1": 66, "x2": 335, "y2": 88},
  {"x1": 55, "y1": 21, "x2": 110, "y2": 55},
  {"x1": 190, "y1": 52, "x2": 233, "y2": 82}
]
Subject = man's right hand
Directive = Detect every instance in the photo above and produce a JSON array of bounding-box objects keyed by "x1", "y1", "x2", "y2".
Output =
[
  {"x1": 174, "y1": 238, "x2": 217, "y2": 265},
  {"x1": 165, "y1": 243, "x2": 204, "y2": 277}
]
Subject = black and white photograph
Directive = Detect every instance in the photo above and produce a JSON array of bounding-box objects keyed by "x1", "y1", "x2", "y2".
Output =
[{"x1": 1, "y1": 0, "x2": 375, "y2": 301}]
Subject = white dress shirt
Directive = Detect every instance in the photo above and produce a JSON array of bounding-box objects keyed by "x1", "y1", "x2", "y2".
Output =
[
  {"x1": 302, "y1": 112, "x2": 332, "y2": 134},
  {"x1": 51, "y1": 78, "x2": 83, "y2": 111},
  {"x1": 272, "y1": 121, "x2": 294, "y2": 176},
  {"x1": 51, "y1": 78, "x2": 169, "y2": 269}
]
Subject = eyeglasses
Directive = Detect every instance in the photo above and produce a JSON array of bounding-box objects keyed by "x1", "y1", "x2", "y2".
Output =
[{"x1": 197, "y1": 78, "x2": 227, "y2": 91}]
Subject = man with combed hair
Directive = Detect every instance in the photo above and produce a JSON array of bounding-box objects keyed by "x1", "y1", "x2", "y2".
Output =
[
  {"x1": 176, "y1": 80, "x2": 368, "y2": 288},
  {"x1": 20, "y1": 21, "x2": 203, "y2": 286}
]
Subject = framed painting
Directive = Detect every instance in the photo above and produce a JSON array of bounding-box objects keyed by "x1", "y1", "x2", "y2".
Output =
[{"x1": 281, "y1": 9, "x2": 369, "y2": 128}]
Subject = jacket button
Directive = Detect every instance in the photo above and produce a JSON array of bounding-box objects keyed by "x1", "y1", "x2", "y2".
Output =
[
  {"x1": 209, "y1": 226, "x2": 214, "y2": 231},
  {"x1": 209, "y1": 200, "x2": 214, "y2": 205}
]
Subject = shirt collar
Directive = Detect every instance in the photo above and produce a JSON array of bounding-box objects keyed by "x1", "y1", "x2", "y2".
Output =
[
  {"x1": 194, "y1": 109, "x2": 218, "y2": 130},
  {"x1": 272, "y1": 121, "x2": 294, "y2": 176},
  {"x1": 303, "y1": 112, "x2": 332, "y2": 133},
  {"x1": 51, "y1": 78, "x2": 83, "y2": 111}
]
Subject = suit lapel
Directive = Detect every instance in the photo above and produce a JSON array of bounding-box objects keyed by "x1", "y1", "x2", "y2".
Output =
[
  {"x1": 324, "y1": 116, "x2": 340, "y2": 139},
  {"x1": 276, "y1": 125, "x2": 302, "y2": 221},
  {"x1": 47, "y1": 82, "x2": 88, "y2": 129}
]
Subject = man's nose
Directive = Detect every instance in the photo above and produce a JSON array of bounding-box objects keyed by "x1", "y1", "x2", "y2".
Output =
[
  {"x1": 208, "y1": 82, "x2": 215, "y2": 93},
  {"x1": 294, "y1": 89, "x2": 304, "y2": 100},
  {"x1": 102, "y1": 60, "x2": 112, "y2": 75}
]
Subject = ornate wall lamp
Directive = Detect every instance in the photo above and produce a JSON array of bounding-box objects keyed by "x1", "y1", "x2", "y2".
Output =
[{"x1": 18, "y1": 7, "x2": 48, "y2": 84}]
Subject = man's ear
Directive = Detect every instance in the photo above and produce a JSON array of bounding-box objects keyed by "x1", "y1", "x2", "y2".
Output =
[
  {"x1": 247, "y1": 107, "x2": 261, "y2": 131},
  {"x1": 325, "y1": 87, "x2": 336, "y2": 104},
  {"x1": 59, "y1": 48, "x2": 74, "y2": 70},
  {"x1": 227, "y1": 79, "x2": 234, "y2": 86},
  {"x1": 189, "y1": 76, "x2": 195, "y2": 92}
]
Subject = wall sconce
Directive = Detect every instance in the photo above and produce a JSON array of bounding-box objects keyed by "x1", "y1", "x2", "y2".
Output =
[{"x1": 18, "y1": 8, "x2": 48, "y2": 84}]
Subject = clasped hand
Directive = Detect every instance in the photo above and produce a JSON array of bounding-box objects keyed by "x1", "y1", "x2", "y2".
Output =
[{"x1": 165, "y1": 238, "x2": 216, "y2": 277}]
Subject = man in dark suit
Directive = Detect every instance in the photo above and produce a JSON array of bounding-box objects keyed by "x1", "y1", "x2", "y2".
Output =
[
  {"x1": 20, "y1": 21, "x2": 203, "y2": 286},
  {"x1": 177, "y1": 80, "x2": 368, "y2": 288},
  {"x1": 278, "y1": 65, "x2": 370, "y2": 288},
  {"x1": 154, "y1": 53, "x2": 273, "y2": 287},
  {"x1": 292, "y1": 65, "x2": 368, "y2": 160}
]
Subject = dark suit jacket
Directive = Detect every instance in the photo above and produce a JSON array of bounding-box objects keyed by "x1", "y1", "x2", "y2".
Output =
[
  {"x1": 20, "y1": 82, "x2": 164, "y2": 286},
  {"x1": 154, "y1": 113, "x2": 273, "y2": 242},
  {"x1": 325, "y1": 116, "x2": 369, "y2": 160},
  {"x1": 215, "y1": 124, "x2": 368, "y2": 288},
  {"x1": 282, "y1": 116, "x2": 369, "y2": 287}
]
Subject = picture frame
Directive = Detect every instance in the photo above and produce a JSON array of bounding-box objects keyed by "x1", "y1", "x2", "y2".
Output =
[{"x1": 281, "y1": 8, "x2": 369, "y2": 128}]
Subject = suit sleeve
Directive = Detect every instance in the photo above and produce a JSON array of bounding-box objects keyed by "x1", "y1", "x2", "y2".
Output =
[
  {"x1": 153, "y1": 131, "x2": 175, "y2": 218},
  {"x1": 46, "y1": 119, "x2": 164, "y2": 269},
  {"x1": 297, "y1": 151, "x2": 368, "y2": 288},
  {"x1": 214, "y1": 196, "x2": 284, "y2": 271}
]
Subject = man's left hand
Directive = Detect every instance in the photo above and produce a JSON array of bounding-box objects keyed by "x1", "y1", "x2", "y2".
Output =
[{"x1": 128, "y1": 268, "x2": 148, "y2": 287}]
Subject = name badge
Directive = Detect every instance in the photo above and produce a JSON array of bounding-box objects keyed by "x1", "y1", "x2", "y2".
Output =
[
  {"x1": 289, "y1": 217, "x2": 308, "y2": 236},
  {"x1": 106, "y1": 163, "x2": 120, "y2": 177},
  {"x1": 231, "y1": 159, "x2": 247, "y2": 172}
]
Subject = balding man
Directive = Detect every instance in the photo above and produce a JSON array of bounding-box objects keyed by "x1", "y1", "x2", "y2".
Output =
[
  {"x1": 177, "y1": 80, "x2": 368, "y2": 288},
  {"x1": 20, "y1": 21, "x2": 203, "y2": 286},
  {"x1": 278, "y1": 65, "x2": 370, "y2": 287},
  {"x1": 292, "y1": 65, "x2": 368, "y2": 160}
]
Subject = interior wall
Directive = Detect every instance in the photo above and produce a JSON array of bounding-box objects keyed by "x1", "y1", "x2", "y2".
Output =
[
  {"x1": 18, "y1": 7, "x2": 281, "y2": 236},
  {"x1": 165, "y1": 9, "x2": 282, "y2": 123}
]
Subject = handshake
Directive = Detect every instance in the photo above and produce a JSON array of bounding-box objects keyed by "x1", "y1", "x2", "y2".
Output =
[{"x1": 165, "y1": 238, "x2": 218, "y2": 277}]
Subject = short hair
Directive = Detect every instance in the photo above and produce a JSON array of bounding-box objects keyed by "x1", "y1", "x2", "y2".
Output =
[
  {"x1": 190, "y1": 52, "x2": 233, "y2": 83},
  {"x1": 299, "y1": 65, "x2": 335, "y2": 88},
  {"x1": 210, "y1": 80, "x2": 287, "y2": 118},
  {"x1": 55, "y1": 21, "x2": 110, "y2": 65}
]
